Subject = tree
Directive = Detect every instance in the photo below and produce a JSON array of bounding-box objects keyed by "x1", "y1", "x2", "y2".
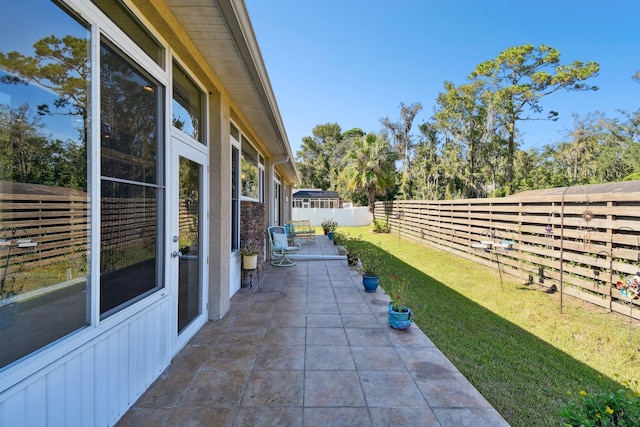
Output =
[
  {"x1": 295, "y1": 123, "x2": 342, "y2": 189},
  {"x1": 341, "y1": 132, "x2": 398, "y2": 219},
  {"x1": 564, "y1": 113, "x2": 603, "y2": 184},
  {"x1": 434, "y1": 81, "x2": 497, "y2": 197},
  {"x1": 334, "y1": 128, "x2": 366, "y2": 204},
  {"x1": 0, "y1": 103, "x2": 86, "y2": 190},
  {"x1": 413, "y1": 120, "x2": 443, "y2": 200},
  {"x1": 0, "y1": 34, "x2": 89, "y2": 190},
  {"x1": 595, "y1": 110, "x2": 640, "y2": 182},
  {"x1": 0, "y1": 35, "x2": 89, "y2": 131},
  {"x1": 470, "y1": 44, "x2": 599, "y2": 194},
  {"x1": 380, "y1": 102, "x2": 422, "y2": 199}
]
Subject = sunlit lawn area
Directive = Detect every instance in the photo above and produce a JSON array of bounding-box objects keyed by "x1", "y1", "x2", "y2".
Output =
[{"x1": 340, "y1": 226, "x2": 640, "y2": 427}]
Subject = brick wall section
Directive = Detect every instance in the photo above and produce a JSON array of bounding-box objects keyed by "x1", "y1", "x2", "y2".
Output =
[{"x1": 241, "y1": 200, "x2": 265, "y2": 271}]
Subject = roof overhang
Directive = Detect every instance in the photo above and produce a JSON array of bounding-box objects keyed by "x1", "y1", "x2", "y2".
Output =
[{"x1": 161, "y1": 0, "x2": 299, "y2": 184}]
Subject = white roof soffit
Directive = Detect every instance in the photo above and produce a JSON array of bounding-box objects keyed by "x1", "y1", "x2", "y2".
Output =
[{"x1": 165, "y1": 0, "x2": 299, "y2": 183}]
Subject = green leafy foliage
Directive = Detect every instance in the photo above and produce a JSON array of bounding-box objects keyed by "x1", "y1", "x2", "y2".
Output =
[
  {"x1": 561, "y1": 383, "x2": 640, "y2": 427},
  {"x1": 371, "y1": 216, "x2": 390, "y2": 233},
  {"x1": 340, "y1": 132, "x2": 398, "y2": 218}
]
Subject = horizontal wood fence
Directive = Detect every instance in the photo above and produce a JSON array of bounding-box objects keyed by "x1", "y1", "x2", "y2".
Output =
[
  {"x1": 0, "y1": 189, "x2": 194, "y2": 290},
  {"x1": 375, "y1": 191, "x2": 640, "y2": 321},
  {"x1": 0, "y1": 192, "x2": 89, "y2": 280}
]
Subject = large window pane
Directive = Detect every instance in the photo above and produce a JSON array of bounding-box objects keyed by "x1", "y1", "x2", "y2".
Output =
[
  {"x1": 0, "y1": 1, "x2": 90, "y2": 368},
  {"x1": 101, "y1": 43, "x2": 160, "y2": 184},
  {"x1": 172, "y1": 61, "x2": 204, "y2": 143},
  {"x1": 231, "y1": 146, "x2": 239, "y2": 251},
  {"x1": 100, "y1": 42, "x2": 164, "y2": 317},
  {"x1": 100, "y1": 181, "x2": 161, "y2": 315},
  {"x1": 178, "y1": 157, "x2": 201, "y2": 332}
]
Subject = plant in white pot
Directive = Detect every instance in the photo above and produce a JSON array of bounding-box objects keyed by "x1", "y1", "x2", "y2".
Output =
[{"x1": 240, "y1": 243, "x2": 259, "y2": 270}]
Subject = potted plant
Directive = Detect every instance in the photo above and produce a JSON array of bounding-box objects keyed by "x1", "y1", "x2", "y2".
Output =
[
  {"x1": 341, "y1": 235, "x2": 359, "y2": 266},
  {"x1": 321, "y1": 218, "x2": 337, "y2": 238},
  {"x1": 356, "y1": 244, "x2": 384, "y2": 292},
  {"x1": 332, "y1": 231, "x2": 345, "y2": 246},
  {"x1": 386, "y1": 275, "x2": 413, "y2": 330},
  {"x1": 240, "y1": 243, "x2": 259, "y2": 270}
]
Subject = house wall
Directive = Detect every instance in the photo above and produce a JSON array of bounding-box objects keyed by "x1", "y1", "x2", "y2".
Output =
[
  {"x1": 208, "y1": 90, "x2": 232, "y2": 321},
  {"x1": 0, "y1": 301, "x2": 170, "y2": 426},
  {"x1": 0, "y1": 1, "x2": 294, "y2": 425}
]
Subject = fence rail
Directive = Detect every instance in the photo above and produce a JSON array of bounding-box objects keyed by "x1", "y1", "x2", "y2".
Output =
[
  {"x1": 0, "y1": 190, "x2": 193, "y2": 284},
  {"x1": 375, "y1": 191, "x2": 640, "y2": 321}
]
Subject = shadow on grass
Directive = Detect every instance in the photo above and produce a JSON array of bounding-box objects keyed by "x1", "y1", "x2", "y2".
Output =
[{"x1": 346, "y1": 239, "x2": 627, "y2": 427}]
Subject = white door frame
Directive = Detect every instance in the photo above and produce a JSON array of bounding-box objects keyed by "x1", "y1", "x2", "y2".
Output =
[{"x1": 169, "y1": 134, "x2": 209, "y2": 353}]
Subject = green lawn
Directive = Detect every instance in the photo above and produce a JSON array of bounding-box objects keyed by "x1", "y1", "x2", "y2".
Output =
[{"x1": 341, "y1": 227, "x2": 640, "y2": 427}]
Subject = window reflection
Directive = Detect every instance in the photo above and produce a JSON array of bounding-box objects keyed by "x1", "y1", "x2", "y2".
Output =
[
  {"x1": 101, "y1": 43, "x2": 160, "y2": 185},
  {"x1": 172, "y1": 62, "x2": 204, "y2": 143},
  {"x1": 100, "y1": 181, "x2": 160, "y2": 315},
  {"x1": 100, "y1": 41, "x2": 164, "y2": 317},
  {"x1": 178, "y1": 157, "x2": 200, "y2": 332},
  {"x1": 0, "y1": 1, "x2": 90, "y2": 369},
  {"x1": 241, "y1": 140, "x2": 259, "y2": 200},
  {"x1": 231, "y1": 145, "x2": 240, "y2": 252}
]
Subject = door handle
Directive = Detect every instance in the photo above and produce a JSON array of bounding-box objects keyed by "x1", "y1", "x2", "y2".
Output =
[{"x1": 171, "y1": 250, "x2": 182, "y2": 258}]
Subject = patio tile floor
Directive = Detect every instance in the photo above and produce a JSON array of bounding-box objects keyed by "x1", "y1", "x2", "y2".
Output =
[{"x1": 117, "y1": 236, "x2": 510, "y2": 427}]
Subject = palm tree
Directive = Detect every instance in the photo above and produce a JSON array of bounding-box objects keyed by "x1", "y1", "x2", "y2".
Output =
[{"x1": 342, "y1": 132, "x2": 398, "y2": 219}]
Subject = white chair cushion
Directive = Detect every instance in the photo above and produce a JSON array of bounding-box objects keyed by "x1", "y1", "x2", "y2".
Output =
[{"x1": 273, "y1": 232, "x2": 288, "y2": 250}]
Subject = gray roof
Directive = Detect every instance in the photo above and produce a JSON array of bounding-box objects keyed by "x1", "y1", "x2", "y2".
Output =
[{"x1": 293, "y1": 190, "x2": 341, "y2": 199}]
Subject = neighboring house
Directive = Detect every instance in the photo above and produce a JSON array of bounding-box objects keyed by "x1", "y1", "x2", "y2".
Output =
[
  {"x1": 0, "y1": 1, "x2": 298, "y2": 425},
  {"x1": 292, "y1": 189, "x2": 343, "y2": 208}
]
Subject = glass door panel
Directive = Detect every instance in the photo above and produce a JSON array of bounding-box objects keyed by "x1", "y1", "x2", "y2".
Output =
[{"x1": 177, "y1": 156, "x2": 201, "y2": 333}]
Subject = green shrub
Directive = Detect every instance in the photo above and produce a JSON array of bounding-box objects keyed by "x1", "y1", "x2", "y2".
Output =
[
  {"x1": 372, "y1": 217, "x2": 390, "y2": 233},
  {"x1": 561, "y1": 381, "x2": 640, "y2": 427}
]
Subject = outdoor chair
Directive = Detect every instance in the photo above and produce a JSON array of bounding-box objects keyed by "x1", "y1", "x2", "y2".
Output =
[
  {"x1": 286, "y1": 220, "x2": 316, "y2": 242},
  {"x1": 268, "y1": 225, "x2": 299, "y2": 267}
]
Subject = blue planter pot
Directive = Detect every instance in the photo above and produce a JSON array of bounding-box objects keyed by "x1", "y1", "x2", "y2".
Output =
[
  {"x1": 362, "y1": 275, "x2": 379, "y2": 292},
  {"x1": 327, "y1": 232, "x2": 334, "y2": 240},
  {"x1": 388, "y1": 303, "x2": 413, "y2": 330}
]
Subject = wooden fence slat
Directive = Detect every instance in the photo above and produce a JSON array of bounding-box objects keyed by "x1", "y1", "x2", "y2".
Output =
[{"x1": 376, "y1": 192, "x2": 640, "y2": 321}]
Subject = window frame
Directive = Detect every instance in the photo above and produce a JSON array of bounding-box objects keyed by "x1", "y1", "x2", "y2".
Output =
[
  {"x1": 98, "y1": 35, "x2": 166, "y2": 319},
  {"x1": 0, "y1": 0, "x2": 177, "y2": 377},
  {"x1": 171, "y1": 58, "x2": 207, "y2": 145},
  {"x1": 85, "y1": 0, "x2": 170, "y2": 331},
  {"x1": 230, "y1": 123, "x2": 241, "y2": 253}
]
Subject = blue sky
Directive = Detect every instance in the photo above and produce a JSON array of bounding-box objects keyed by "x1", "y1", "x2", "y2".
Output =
[{"x1": 245, "y1": 0, "x2": 640, "y2": 157}]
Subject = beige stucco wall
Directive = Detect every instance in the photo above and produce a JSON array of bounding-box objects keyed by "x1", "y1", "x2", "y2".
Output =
[{"x1": 208, "y1": 90, "x2": 231, "y2": 320}]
